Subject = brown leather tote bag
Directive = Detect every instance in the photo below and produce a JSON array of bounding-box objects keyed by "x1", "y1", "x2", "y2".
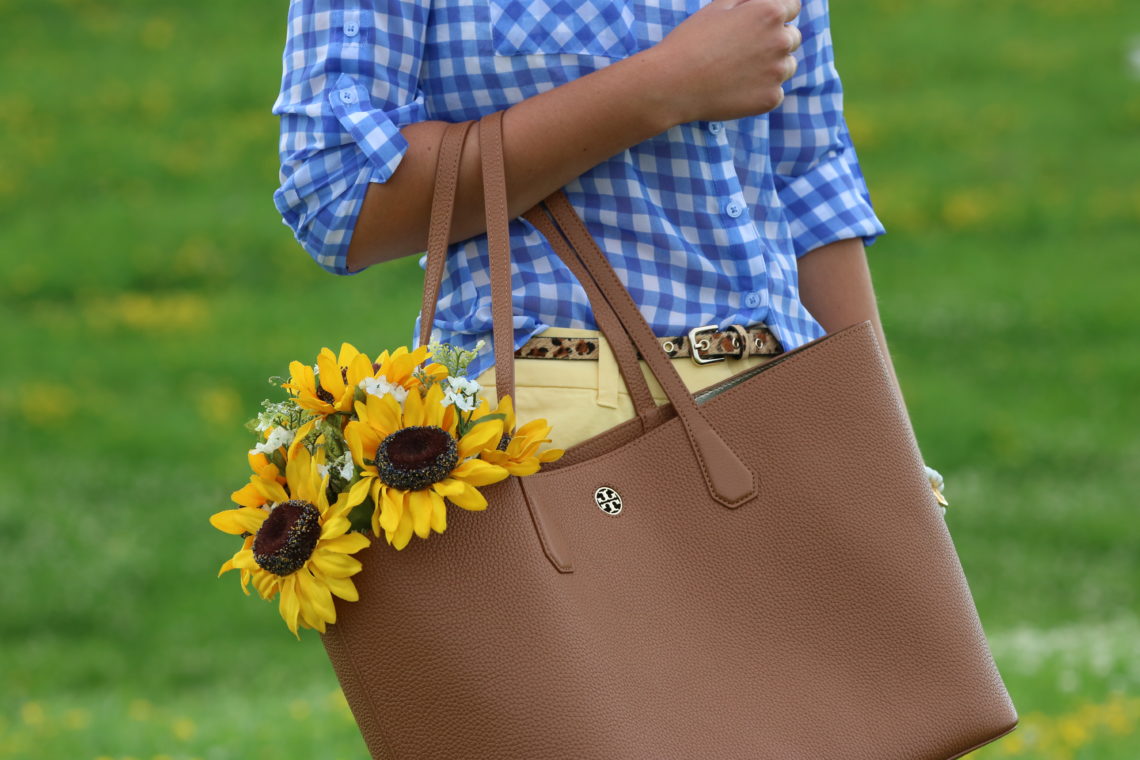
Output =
[{"x1": 319, "y1": 110, "x2": 1019, "y2": 759}]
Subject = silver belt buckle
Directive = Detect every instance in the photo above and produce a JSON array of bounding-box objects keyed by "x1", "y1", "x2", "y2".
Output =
[{"x1": 687, "y1": 324, "x2": 726, "y2": 366}]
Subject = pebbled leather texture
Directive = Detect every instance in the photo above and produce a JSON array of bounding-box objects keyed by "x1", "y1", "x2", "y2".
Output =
[{"x1": 324, "y1": 111, "x2": 1018, "y2": 759}]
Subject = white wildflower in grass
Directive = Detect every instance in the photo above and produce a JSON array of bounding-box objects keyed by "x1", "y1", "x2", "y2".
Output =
[
  {"x1": 360, "y1": 375, "x2": 409, "y2": 405},
  {"x1": 251, "y1": 425, "x2": 295, "y2": 456}
]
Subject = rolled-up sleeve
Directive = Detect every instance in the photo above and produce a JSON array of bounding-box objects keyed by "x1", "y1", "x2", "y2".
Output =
[
  {"x1": 271, "y1": 1, "x2": 429, "y2": 275},
  {"x1": 768, "y1": 0, "x2": 886, "y2": 259}
]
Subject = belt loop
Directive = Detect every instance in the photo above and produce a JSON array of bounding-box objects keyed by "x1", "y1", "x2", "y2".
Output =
[{"x1": 595, "y1": 333, "x2": 620, "y2": 409}]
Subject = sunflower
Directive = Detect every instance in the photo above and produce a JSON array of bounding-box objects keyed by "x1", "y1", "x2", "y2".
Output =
[
  {"x1": 282, "y1": 343, "x2": 445, "y2": 420},
  {"x1": 210, "y1": 445, "x2": 371, "y2": 638},
  {"x1": 281, "y1": 343, "x2": 377, "y2": 418},
  {"x1": 478, "y1": 394, "x2": 564, "y2": 475},
  {"x1": 344, "y1": 381, "x2": 510, "y2": 550}
]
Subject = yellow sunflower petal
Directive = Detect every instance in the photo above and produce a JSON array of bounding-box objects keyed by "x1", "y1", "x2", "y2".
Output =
[
  {"x1": 209, "y1": 506, "x2": 267, "y2": 535},
  {"x1": 319, "y1": 516, "x2": 350, "y2": 540},
  {"x1": 345, "y1": 350, "x2": 373, "y2": 389},
  {"x1": 441, "y1": 402, "x2": 457, "y2": 435},
  {"x1": 311, "y1": 549, "x2": 363, "y2": 578},
  {"x1": 310, "y1": 565, "x2": 360, "y2": 602},
  {"x1": 231, "y1": 547, "x2": 258, "y2": 570},
  {"x1": 364, "y1": 392, "x2": 402, "y2": 437},
  {"x1": 247, "y1": 450, "x2": 271, "y2": 474},
  {"x1": 251, "y1": 475, "x2": 289, "y2": 505},
  {"x1": 392, "y1": 507, "x2": 415, "y2": 550},
  {"x1": 515, "y1": 418, "x2": 549, "y2": 438},
  {"x1": 496, "y1": 394, "x2": 516, "y2": 431},
  {"x1": 408, "y1": 489, "x2": 435, "y2": 539},
  {"x1": 403, "y1": 384, "x2": 425, "y2": 427},
  {"x1": 344, "y1": 422, "x2": 379, "y2": 472},
  {"x1": 345, "y1": 476, "x2": 372, "y2": 509},
  {"x1": 422, "y1": 382, "x2": 446, "y2": 428},
  {"x1": 297, "y1": 568, "x2": 337, "y2": 629},
  {"x1": 504, "y1": 459, "x2": 541, "y2": 477},
  {"x1": 445, "y1": 480, "x2": 488, "y2": 510},
  {"x1": 285, "y1": 361, "x2": 316, "y2": 395},
  {"x1": 538, "y1": 448, "x2": 565, "y2": 462},
  {"x1": 458, "y1": 418, "x2": 504, "y2": 459},
  {"x1": 255, "y1": 570, "x2": 280, "y2": 601},
  {"x1": 218, "y1": 550, "x2": 244, "y2": 578},
  {"x1": 230, "y1": 481, "x2": 267, "y2": 508},
  {"x1": 318, "y1": 532, "x2": 371, "y2": 556},
  {"x1": 316, "y1": 349, "x2": 345, "y2": 398},
  {"x1": 286, "y1": 448, "x2": 317, "y2": 504},
  {"x1": 477, "y1": 449, "x2": 508, "y2": 466},
  {"x1": 431, "y1": 478, "x2": 466, "y2": 497},
  {"x1": 378, "y1": 487, "x2": 404, "y2": 534},
  {"x1": 450, "y1": 458, "x2": 510, "y2": 486},
  {"x1": 336, "y1": 342, "x2": 362, "y2": 368},
  {"x1": 430, "y1": 495, "x2": 447, "y2": 534},
  {"x1": 278, "y1": 575, "x2": 302, "y2": 638}
]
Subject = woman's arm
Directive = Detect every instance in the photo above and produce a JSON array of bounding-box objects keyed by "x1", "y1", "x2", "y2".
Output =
[
  {"x1": 344, "y1": 0, "x2": 804, "y2": 272},
  {"x1": 796, "y1": 237, "x2": 904, "y2": 403},
  {"x1": 344, "y1": 51, "x2": 678, "y2": 272}
]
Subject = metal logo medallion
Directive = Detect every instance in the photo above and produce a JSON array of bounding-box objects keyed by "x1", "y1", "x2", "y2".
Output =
[{"x1": 594, "y1": 486, "x2": 623, "y2": 516}]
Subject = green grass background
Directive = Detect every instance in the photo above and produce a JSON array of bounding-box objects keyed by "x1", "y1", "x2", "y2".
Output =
[{"x1": 2, "y1": 0, "x2": 1138, "y2": 757}]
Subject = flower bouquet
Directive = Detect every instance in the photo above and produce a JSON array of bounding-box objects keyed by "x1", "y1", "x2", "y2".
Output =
[{"x1": 209, "y1": 341, "x2": 564, "y2": 637}]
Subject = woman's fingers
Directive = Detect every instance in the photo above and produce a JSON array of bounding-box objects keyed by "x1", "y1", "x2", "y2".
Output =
[{"x1": 785, "y1": 22, "x2": 802, "y2": 53}]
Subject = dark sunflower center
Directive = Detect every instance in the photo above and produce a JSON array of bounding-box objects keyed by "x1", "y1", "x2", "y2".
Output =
[
  {"x1": 374, "y1": 426, "x2": 458, "y2": 491},
  {"x1": 252, "y1": 499, "x2": 322, "y2": 576}
]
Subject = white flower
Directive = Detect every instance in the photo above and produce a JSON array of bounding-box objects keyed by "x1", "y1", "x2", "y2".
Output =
[
  {"x1": 359, "y1": 375, "x2": 409, "y2": 404},
  {"x1": 925, "y1": 464, "x2": 949, "y2": 513},
  {"x1": 445, "y1": 375, "x2": 482, "y2": 396},
  {"x1": 442, "y1": 389, "x2": 477, "y2": 412},
  {"x1": 336, "y1": 451, "x2": 355, "y2": 482},
  {"x1": 318, "y1": 451, "x2": 354, "y2": 482},
  {"x1": 439, "y1": 375, "x2": 482, "y2": 411},
  {"x1": 251, "y1": 425, "x2": 295, "y2": 456}
]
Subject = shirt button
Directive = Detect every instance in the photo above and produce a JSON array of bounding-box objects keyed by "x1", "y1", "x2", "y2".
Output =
[
  {"x1": 743, "y1": 291, "x2": 761, "y2": 308},
  {"x1": 344, "y1": 21, "x2": 359, "y2": 36},
  {"x1": 724, "y1": 200, "x2": 744, "y2": 218},
  {"x1": 707, "y1": 121, "x2": 724, "y2": 135},
  {"x1": 339, "y1": 88, "x2": 358, "y2": 105}
]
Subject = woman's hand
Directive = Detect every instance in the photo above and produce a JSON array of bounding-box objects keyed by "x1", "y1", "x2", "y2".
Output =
[{"x1": 647, "y1": 0, "x2": 803, "y2": 125}]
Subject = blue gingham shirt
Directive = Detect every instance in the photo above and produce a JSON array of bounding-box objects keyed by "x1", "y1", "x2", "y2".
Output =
[{"x1": 272, "y1": 0, "x2": 887, "y2": 381}]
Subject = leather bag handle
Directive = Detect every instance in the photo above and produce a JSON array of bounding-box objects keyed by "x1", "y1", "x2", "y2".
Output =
[
  {"x1": 536, "y1": 189, "x2": 757, "y2": 507},
  {"x1": 423, "y1": 111, "x2": 756, "y2": 506},
  {"x1": 419, "y1": 119, "x2": 475, "y2": 350},
  {"x1": 518, "y1": 204, "x2": 658, "y2": 422},
  {"x1": 420, "y1": 116, "x2": 657, "y2": 422}
]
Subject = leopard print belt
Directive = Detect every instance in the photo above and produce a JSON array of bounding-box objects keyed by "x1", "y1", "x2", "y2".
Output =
[{"x1": 514, "y1": 324, "x2": 784, "y2": 366}]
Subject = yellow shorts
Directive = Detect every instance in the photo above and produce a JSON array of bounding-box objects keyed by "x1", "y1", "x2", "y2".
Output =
[{"x1": 471, "y1": 326, "x2": 781, "y2": 451}]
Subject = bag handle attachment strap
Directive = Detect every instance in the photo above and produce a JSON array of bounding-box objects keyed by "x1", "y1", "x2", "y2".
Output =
[
  {"x1": 540, "y1": 189, "x2": 757, "y2": 508},
  {"x1": 421, "y1": 119, "x2": 476, "y2": 349},
  {"x1": 520, "y1": 204, "x2": 658, "y2": 423},
  {"x1": 420, "y1": 117, "x2": 656, "y2": 427}
]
